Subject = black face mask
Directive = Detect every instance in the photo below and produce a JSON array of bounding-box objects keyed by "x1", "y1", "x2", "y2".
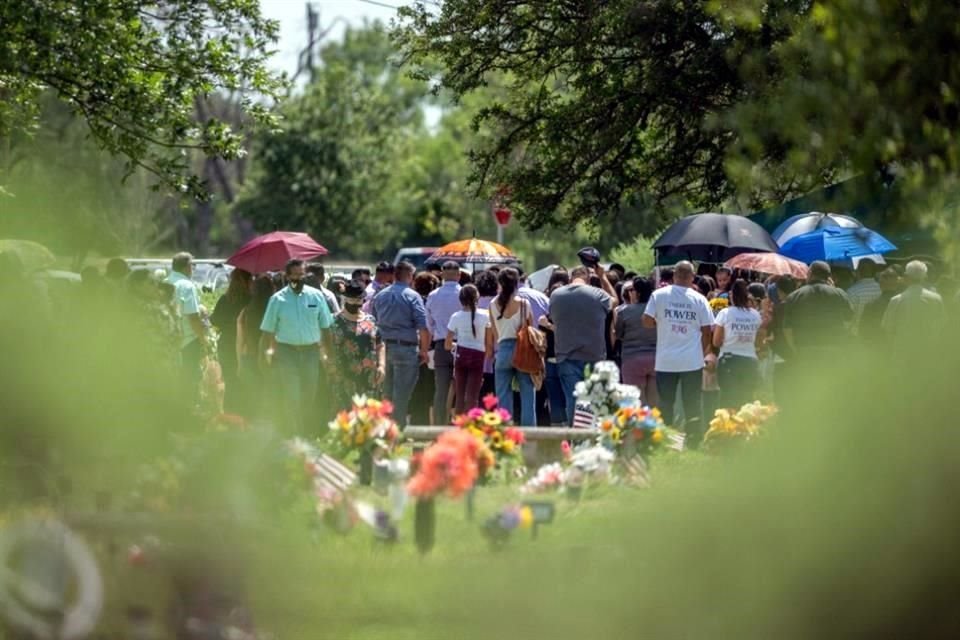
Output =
[{"x1": 344, "y1": 302, "x2": 362, "y2": 314}]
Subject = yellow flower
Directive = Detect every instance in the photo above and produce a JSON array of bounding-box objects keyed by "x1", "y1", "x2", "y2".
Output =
[
  {"x1": 483, "y1": 413, "x2": 502, "y2": 427},
  {"x1": 519, "y1": 506, "x2": 534, "y2": 529},
  {"x1": 355, "y1": 432, "x2": 366, "y2": 446},
  {"x1": 490, "y1": 431, "x2": 504, "y2": 447},
  {"x1": 610, "y1": 427, "x2": 622, "y2": 444},
  {"x1": 652, "y1": 408, "x2": 662, "y2": 419},
  {"x1": 469, "y1": 426, "x2": 486, "y2": 440},
  {"x1": 651, "y1": 428, "x2": 664, "y2": 444},
  {"x1": 502, "y1": 440, "x2": 515, "y2": 454},
  {"x1": 617, "y1": 414, "x2": 627, "y2": 427}
]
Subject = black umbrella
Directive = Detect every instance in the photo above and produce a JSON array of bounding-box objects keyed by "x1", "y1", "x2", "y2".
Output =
[{"x1": 653, "y1": 213, "x2": 779, "y2": 262}]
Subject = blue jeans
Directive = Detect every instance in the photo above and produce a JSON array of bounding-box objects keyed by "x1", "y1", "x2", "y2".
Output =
[
  {"x1": 544, "y1": 361, "x2": 567, "y2": 425},
  {"x1": 384, "y1": 344, "x2": 421, "y2": 426},
  {"x1": 494, "y1": 339, "x2": 535, "y2": 426},
  {"x1": 558, "y1": 359, "x2": 589, "y2": 425},
  {"x1": 274, "y1": 344, "x2": 320, "y2": 436}
]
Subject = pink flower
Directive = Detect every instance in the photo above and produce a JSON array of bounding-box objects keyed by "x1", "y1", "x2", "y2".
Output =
[
  {"x1": 560, "y1": 440, "x2": 572, "y2": 459},
  {"x1": 467, "y1": 407, "x2": 485, "y2": 420},
  {"x1": 497, "y1": 408, "x2": 512, "y2": 423},
  {"x1": 482, "y1": 394, "x2": 499, "y2": 410}
]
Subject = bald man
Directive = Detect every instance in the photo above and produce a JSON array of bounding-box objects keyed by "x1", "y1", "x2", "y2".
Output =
[{"x1": 642, "y1": 261, "x2": 714, "y2": 447}]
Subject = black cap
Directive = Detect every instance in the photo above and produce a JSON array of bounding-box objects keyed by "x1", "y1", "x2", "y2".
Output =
[{"x1": 577, "y1": 247, "x2": 600, "y2": 266}]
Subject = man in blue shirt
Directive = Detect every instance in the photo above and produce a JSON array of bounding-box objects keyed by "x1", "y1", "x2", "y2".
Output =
[
  {"x1": 260, "y1": 259, "x2": 334, "y2": 435},
  {"x1": 425, "y1": 261, "x2": 462, "y2": 424},
  {"x1": 372, "y1": 261, "x2": 430, "y2": 426}
]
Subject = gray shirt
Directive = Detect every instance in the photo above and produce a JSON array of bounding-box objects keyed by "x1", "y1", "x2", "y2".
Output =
[
  {"x1": 615, "y1": 303, "x2": 658, "y2": 357},
  {"x1": 550, "y1": 283, "x2": 612, "y2": 363}
]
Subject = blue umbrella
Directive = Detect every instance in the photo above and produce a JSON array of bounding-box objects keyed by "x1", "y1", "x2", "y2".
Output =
[
  {"x1": 771, "y1": 211, "x2": 863, "y2": 246},
  {"x1": 779, "y1": 226, "x2": 897, "y2": 264}
]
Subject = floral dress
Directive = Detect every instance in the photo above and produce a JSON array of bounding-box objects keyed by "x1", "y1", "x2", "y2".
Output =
[{"x1": 328, "y1": 313, "x2": 381, "y2": 410}]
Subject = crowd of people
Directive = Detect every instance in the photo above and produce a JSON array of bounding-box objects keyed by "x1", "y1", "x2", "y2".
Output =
[{"x1": 60, "y1": 248, "x2": 948, "y2": 447}]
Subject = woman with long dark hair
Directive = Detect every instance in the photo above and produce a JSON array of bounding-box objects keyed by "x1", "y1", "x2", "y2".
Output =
[
  {"x1": 474, "y1": 270, "x2": 500, "y2": 399},
  {"x1": 486, "y1": 268, "x2": 535, "y2": 425},
  {"x1": 445, "y1": 284, "x2": 489, "y2": 414},
  {"x1": 713, "y1": 278, "x2": 762, "y2": 408},
  {"x1": 235, "y1": 275, "x2": 276, "y2": 418},
  {"x1": 211, "y1": 268, "x2": 252, "y2": 413},
  {"x1": 614, "y1": 277, "x2": 659, "y2": 408}
]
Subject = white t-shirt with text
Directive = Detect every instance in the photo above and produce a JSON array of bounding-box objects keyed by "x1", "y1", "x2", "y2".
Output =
[
  {"x1": 643, "y1": 285, "x2": 714, "y2": 372},
  {"x1": 714, "y1": 306, "x2": 761, "y2": 359},
  {"x1": 447, "y1": 309, "x2": 490, "y2": 352}
]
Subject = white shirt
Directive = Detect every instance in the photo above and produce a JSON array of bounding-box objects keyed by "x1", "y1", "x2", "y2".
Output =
[
  {"x1": 489, "y1": 299, "x2": 525, "y2": 341},
  {"x1": 714, "y1": 306, "x2": 761, "y2": 359},
  {"x1": 643, "y1": 285, "x2": 714, "y2": 372},
  {"x1": 447, "y1": 309, "x2": 490, "y2": 352}
]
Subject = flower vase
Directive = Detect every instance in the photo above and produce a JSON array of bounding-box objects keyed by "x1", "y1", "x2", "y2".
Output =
[
  {"x1": 414, "y1": 497, "x2": 436, "y2": 555},
  {"x1": 358, "y1": 450, "x2": 373, "y2": 486}
]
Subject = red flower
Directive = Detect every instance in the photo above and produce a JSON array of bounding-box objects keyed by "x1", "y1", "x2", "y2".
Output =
[
  {"x1": 482, "y1": 394, "x2": 499, "y2": 410},
  {"x1": 504, "y1": 427, "x2": 526, "y2": 445}
]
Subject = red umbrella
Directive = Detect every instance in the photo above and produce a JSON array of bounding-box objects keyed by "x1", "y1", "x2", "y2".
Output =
[
  {"x1": 226, "y1": 231, "x2": 328, "y2": 273},
  {"x1": 724, "y1": 252, "x2": 809, "y2": 279}
]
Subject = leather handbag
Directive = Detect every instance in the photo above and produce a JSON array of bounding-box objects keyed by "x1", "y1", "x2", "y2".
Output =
[{"x1": 512, "y1": 300, "x2": 547, "y2": 377}]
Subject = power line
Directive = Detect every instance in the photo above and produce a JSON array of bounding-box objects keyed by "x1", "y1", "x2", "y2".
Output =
[{"x1": 354, "y1": 0, "x2": 401, "y2": 10}]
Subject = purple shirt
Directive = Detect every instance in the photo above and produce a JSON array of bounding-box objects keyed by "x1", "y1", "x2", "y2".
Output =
[
  {"x1": 425, "y1": 281, "x2": 462, "y2": 341},
  {"x1": 519, "y1": 286, "x2": 550, "y2": 326}
]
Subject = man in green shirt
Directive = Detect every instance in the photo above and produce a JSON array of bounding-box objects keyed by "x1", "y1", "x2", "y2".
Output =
[{"x1": 260, "y1": 259, "x2": 334, "y2": 435}]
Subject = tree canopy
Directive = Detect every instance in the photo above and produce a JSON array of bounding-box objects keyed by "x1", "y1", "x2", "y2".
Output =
[
  {"x1": 0, "y1": 0, "x2": 284, "y2": 197},
  {"x1": 395, "y1": 0, "x2": 809, "y2": 230}
]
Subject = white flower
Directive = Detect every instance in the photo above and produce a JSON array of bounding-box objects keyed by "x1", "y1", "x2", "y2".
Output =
[{"x1": 574, "y1": 381, "x2": 589, "y2": 399}]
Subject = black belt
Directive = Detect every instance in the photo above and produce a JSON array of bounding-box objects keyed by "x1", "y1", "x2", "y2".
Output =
[
  {"x1": 276, "y1": 342, "x2": 319, "y2": 351},
  {"x1": 383, "y1": 338, "x2": 418, "y2": 347}
]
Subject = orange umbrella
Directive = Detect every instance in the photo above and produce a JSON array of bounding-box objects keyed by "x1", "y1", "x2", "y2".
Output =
[
  {"x1": 427, "y1": 238, "x2": 518, "y2": 265},
  {"x1": 724, "y1": 252, "x2": 809, "y2": 279}
]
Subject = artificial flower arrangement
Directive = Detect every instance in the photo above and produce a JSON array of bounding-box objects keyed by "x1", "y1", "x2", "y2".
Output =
[
  {"x1": 481, "y1": 504, "x2": 535, "y2": 547},
  {"x1": 709, "y1": 296, "x2": 730, "y2": 315},
  {"x1": 287, "y1": 437, "x2": 398, "y2": 540},
  {"x1": 598, "y1": 405, "x2": 667, "y2": 458},
  {"x1": 327, "y1": 395, "x2": 401, "y2": 459},
  {"x1": 407, "y1": 429, "x2": 491, "y2": 500},
  {"x1": 703, "y1": 401, "x2": 778, "y2": 451},
  {"x1": 407, "y1": 429, "x2": 495, "y2": 554},
  {"x1": 573, "y1": 361, "x2": 641, "y2": 419},
  {"x1": 453, "y1": 395, "x2": 526, "y2": 474}
]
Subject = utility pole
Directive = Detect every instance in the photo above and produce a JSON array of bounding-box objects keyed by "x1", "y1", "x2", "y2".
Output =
[
  {"x1": 291, "y1": 2, "x2": 347, "y2": 88},
  {"x1": 305, "y1": 3, "x2": 319, "y2": 84}
]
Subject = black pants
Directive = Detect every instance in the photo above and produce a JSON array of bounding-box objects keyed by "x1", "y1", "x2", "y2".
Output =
[
  {"x1": 656, "y1": 369, "x2": 704, "y2": 448},
  {"x1": 717, "y1": 354, "x2": 760, "y2": 410}
]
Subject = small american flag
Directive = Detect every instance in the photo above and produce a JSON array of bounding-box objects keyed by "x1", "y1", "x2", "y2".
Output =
[
  {"x1": 667, "y1": 433, "x2": 686, "y2": 452},
  {"x1": 313, "y1": 453, "x2": 356, "y2": 495},
  {"x1": 621, "y1": 454, "x2": 650, "y2": 487},
  {"x1": 572, "y1": 404, "x2": 596, "y2": 429}
]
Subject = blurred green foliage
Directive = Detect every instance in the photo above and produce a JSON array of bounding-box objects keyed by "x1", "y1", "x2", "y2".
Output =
[{"x1": 0, "y1": 0, "x2": 284, "y2": 199}]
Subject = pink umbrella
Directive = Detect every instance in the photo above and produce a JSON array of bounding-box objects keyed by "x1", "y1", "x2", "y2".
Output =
[
  {"x1": 226, "y1": 231, "x2": 328, "y2": 273},
  {"x1": 724, "y1": 252, "x2": 809, "y2": 279}
]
